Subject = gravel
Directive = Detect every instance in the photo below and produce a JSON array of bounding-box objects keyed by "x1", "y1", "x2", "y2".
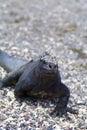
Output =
[{"x1": 0, "y1": 0, "x2": 87, "y2": 129}]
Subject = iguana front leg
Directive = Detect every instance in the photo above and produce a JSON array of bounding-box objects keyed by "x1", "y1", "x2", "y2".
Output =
[
  {"x1": 0, "y1": 63, "x2": 29, "y2": 88},
  {"x1": 51, "y1": 83, "x2": 70, "y2": 116}
]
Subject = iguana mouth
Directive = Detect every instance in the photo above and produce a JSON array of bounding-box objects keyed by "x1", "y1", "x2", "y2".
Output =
[{"x1": 40, "y1": 70, "x2": 57, "y2": 76}]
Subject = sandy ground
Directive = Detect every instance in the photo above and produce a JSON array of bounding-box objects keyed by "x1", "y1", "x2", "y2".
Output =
[{"x1": 0, "y1": 0, "x2": 87, "y2": 129}]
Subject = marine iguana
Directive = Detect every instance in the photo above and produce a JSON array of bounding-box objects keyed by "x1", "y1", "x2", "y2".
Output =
[{"x1": 0, "y1": 50, "x2": 76, "y2": 116}]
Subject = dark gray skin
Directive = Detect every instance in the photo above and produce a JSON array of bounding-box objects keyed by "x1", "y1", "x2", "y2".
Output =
[{"x1": 0, "y1": 50, "x2": 77, "y2": 116}]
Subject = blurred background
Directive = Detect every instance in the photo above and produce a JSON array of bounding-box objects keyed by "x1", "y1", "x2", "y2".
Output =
[{"x1": 0, "y1": 0, "x2": 87, "y2": 129}]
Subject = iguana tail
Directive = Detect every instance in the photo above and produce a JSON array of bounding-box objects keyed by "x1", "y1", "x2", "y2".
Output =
[
  {"x1": 0, "y1": 78, "x2": 3, "y2": 89},
  {"x1": 0, "y1": 50, "x2": 28, "y2": 73}
]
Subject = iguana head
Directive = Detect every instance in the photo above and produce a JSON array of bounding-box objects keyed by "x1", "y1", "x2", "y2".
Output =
[
  {"x1": 39, "y1": 55, "x2": 58, "y2": 74},
  {"x1": 35, "y1": 52, "x2": 59, "y2": 83}
]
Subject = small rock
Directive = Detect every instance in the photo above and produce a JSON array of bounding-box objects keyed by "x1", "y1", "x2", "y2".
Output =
[
  {"x1": 53, "y1": 124, "x2": 64, "y2": 130},
  {"x1": 47, "y1": 125, "x2": 53, "y2": 130}
]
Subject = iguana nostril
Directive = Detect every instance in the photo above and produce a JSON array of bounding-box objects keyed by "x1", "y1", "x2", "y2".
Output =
[
  {"x1": 49, "y1": 64, "x2": 52, "y2": 68},
  {"x1": 49, "y1": 64, "x2": 57, "y2": 69},
  {"x1": 54, "y1": 64, "x2": 57, "y2": 68}
]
